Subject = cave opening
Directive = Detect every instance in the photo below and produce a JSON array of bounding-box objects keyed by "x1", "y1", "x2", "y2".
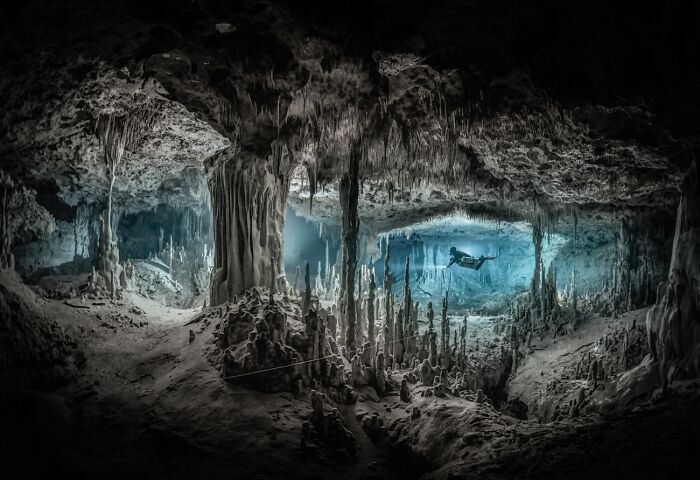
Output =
[{"x1": 116, "y1": 201, "x2": 213, "y2": 309}]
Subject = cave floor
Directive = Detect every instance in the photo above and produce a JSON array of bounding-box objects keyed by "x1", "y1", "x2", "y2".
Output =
[{"x1": 2, "y1": 277, "x2": 700, "y2": 479}]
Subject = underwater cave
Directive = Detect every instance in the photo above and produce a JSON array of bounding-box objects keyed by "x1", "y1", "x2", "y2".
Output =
[{"x1": 1, "y1": 1, "x2": 699, "y2": 479}]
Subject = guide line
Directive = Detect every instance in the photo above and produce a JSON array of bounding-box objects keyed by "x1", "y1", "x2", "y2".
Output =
[{"x1": 219, "y1": 332, "x2": 423, "y2": 381}]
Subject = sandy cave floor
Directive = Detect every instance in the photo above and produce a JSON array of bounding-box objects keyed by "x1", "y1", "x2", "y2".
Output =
[{"x1": 2, "y1": 276, "x2": 700, "y2": 480}]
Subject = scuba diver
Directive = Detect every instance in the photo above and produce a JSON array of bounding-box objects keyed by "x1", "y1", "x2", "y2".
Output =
[{"x1": 447, "y1": 247, "x2": 497, "y2": 271}]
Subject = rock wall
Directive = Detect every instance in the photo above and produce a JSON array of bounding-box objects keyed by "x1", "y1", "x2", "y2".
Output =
[
  {"x1": 15, "y1": 220, "x2": 88, "y2": 278},
  {"x1": 14, "y1": 203, "x2": 99, "y2": 279},
  {"x1": 207, "y1": 144, "x2": 293, "y2": 305},
  {"x1": 647, "y1": 159, "x2": 700, "y2": 388}
]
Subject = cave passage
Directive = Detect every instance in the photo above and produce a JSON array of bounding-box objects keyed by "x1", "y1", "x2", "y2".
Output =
[
  {"x1": 1, "y1": 1, "x2": 699, "y2": 479},
  {"x1": 283, "y1": 208, "x2": 618, "y2": 317}
]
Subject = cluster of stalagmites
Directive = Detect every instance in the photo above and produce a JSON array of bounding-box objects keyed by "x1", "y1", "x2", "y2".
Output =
[
  {"x1": 334, "y1": 248, "x2": 522, "y2": 407},
  {"x1": 579, "y1": 321, "x2": 647, "y2": 383},
  {"x1": 206, "y1": 287, "x2": 360, "y2": 401},
  {"x1": 409, "y1": 315, "x2": 518, "y2": 405}
]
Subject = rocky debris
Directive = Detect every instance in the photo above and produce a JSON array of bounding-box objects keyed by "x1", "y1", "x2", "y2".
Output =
[
  {"x1": 0, "y1": 272, "x2": 80, "y2": 389},
  {"x1": 502, "y1": 397, "x2": 529, "y2": 420},
  {"x1": 360, "y1": 412, "x2": 388, "y2": 441},
  {"x1": 303, "y1": 390, "x2": 356, "y2": 458}
]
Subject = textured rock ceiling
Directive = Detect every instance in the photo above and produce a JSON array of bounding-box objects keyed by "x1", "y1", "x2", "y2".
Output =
[{"x1": 1, "y1": 0, "x2": 698, "y2": 218}]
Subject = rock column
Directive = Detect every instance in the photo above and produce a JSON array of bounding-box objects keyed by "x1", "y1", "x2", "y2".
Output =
[
  {"x1": 207, "y1": 143, "x2": 292, "y2": 305},
  {"x1": 340, "y1": 144, "x2": 360, "y2": 355}
]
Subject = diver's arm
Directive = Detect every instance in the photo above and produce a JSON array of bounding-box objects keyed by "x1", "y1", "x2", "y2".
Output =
[{"x1": 447, "y1": 257, "x2": 456, "y2": 267}]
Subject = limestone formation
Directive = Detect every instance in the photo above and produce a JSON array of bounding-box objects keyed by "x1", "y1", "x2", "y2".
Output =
[
  {"x1": 207, "y1": 144, "x2": 291, "y2": 305},
  {"x1": 340, "y1": 144, "x2": 360, "y2": 355},
  {"x1": 2, "y1": 3, "x2": 699, "y2": 478},
  {"x1": 647, "y1": 159, "x2": 700, "y2": 390}
]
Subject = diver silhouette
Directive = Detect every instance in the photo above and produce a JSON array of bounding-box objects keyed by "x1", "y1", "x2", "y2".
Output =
[{"x1": 447, "y1": 247, "x2": 497, "y2": 271}]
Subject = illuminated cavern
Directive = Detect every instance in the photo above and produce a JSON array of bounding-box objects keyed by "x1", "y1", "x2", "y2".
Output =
[{"x1": 1, "y1": 1, "x2": 699, "y2": 479}]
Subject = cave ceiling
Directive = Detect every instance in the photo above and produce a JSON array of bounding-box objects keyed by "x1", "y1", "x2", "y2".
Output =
[{"x1": 1, "y1": 0, "x2": 698, "y2": 222}]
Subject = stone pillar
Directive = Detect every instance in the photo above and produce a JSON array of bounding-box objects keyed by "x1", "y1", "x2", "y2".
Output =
[
  {"x1": 206, "y1": 143, "x2": 292, "y2": 305},
  {"x1": 340, "y1": 144, "x2": 360, "y2": 355}
]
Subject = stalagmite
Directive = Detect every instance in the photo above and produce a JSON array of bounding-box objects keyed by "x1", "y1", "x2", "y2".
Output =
[
  {"x1": 368, "y1": 272, "x2": 376, "y2": 357},
  {"x1": 302, "y1": 262, "x2": 311, "y2": 317},
  {"x1": 394, "y1": 304, "x2": 404, "y2": 365},
  {"x1": 427, "y1": 302, "x2": 437, "y2": 366},
  {"x1": 441, "y1": 291, "x2": 449, "y2": 368},
  {"x1": 375, "y1": 351, "x2": 386, "y2": 395},
  {"x1": 400, "y1": 378, "x2": 410, "y2": 402},
  {"x1": 293, "y1": 265, "x2": 300, "y2": 295}
]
